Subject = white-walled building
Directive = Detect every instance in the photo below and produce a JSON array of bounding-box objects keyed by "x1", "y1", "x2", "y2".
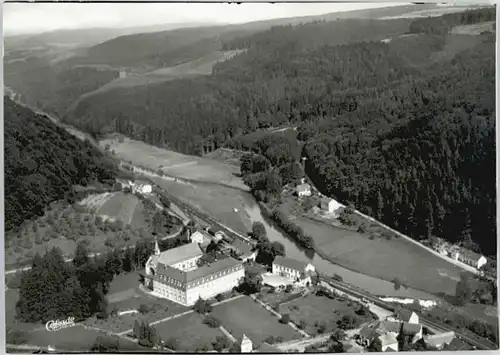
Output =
[
  {"x1": 320, "y1": 197, "x2": 343, "y2": 213},
  {"x1": 190, "y1": 231, "x2": 206, "y2": 244},
  {"x1": 451, "y1": 248, "x2": 487, "y2": 269},
  {"x1": 240, "y1": 334, "x2": 253, "y2": 353},
  {"x1": 296, "y1": 183, "x2": 312, "y2": 197},
  {"x1": 272, "y1": 256, "x2": 315, "y2": 285},
  {"x1": 144, "y1": 241, "x2": 244, "y2": 306}
]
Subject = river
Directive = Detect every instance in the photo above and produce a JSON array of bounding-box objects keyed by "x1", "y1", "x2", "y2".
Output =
[{"x1": 241, "y1": 194, "x2": 438, "y2": 301}]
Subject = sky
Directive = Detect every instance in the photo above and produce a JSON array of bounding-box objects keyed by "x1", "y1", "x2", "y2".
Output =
[{"x1": 3, "y1": 2, "x2": 414, "y2": 36}]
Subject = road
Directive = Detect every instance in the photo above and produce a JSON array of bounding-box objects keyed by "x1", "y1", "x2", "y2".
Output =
[{"x1": 303, "y1": 176, "x2": 480, "y2": 275}]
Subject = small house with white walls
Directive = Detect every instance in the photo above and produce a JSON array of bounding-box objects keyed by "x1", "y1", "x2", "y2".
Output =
[
  {"x1": 451, "y1": 248, "x2": 487, "y2": 269},
  {"x1": 320, "y1": 197, "x2": 343, "y2": 213},
  {"x1": 240, "y1": 334, "x2": 253, "y2": 353},
  {"x1": 393, "y1": 309, "x2": 419, "y2": 324},
  {"x1": 129, "y1": 180, "x2": 152, "y2": 194},
  {"x1": 189, "y1": 231, "x2": 205, "y2": 244},
  {"x1": 296, "y1": 183, "x2": 312, "y2": 197},
  {"x1": 272, "y1": 256, "x2": 315, "y2": 285}
]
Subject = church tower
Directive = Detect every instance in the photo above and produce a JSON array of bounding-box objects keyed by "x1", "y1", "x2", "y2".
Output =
[{"x1": 154, "y1": 238, "x2": 160, "y2": 256}]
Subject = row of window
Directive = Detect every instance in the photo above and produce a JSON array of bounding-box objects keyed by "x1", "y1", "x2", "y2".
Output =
[
  {"x1": 188, "y1": 266, "x2": 242, "y2": 288},
  {"x1": 277, "y1": 265, "x2": 299, "y2": 274}
]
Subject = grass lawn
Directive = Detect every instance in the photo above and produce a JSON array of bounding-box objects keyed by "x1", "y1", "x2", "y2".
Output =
[
  {"x1": 88, "y1": 291, "x2": 189, "y2": 333},
  {"x1": 211, "y1": 296, "x2": 301, "y2": 345},
  {"x1": 100, "y1": 136, "x2": 247, "y2": 190},
  {"x1": 279, "y1": 293, "x2": 373, "y2": 336},
  {"x1": 108, "y1": 272, "x2": 143, "y2": 295},
  {"x1": 291, "y1": 214, "x2": 464, "y2": 296},
  {"x1": 154, "y1": 312, "x2": 225, "y2": 351},
  {"x1": 22, "y1": 325, "x2": 144, "y2": 351},
  {"x1": 97, "y1": 192, "x2": 140, "y2": 225}
]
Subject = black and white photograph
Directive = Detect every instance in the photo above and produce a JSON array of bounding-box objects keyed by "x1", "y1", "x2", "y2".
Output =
[{"x1": 3, "y1": 1, "x2": 498, "y2": 353}]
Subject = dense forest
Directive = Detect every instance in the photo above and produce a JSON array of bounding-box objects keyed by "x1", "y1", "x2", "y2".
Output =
[
  {"x1": 60, "y1": 8, "x2": 496, "y2": 254},
  {"x1": 5, "y1": 66, "x2": 119, "y2": 117},
  {"x1": 4, "y1": 97, "x2": 118, "y2": 231}
]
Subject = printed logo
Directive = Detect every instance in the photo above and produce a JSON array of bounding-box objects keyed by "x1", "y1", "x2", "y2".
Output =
[{"x1": 45, "y1": 317, "x2": 76, "y2": 332}]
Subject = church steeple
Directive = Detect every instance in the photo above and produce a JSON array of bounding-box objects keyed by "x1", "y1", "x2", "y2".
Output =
[{"x1": 154, "y1": 238, "x2": 160, "y2": 255}]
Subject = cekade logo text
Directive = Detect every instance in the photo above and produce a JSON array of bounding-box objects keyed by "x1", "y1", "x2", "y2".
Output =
[{"x1": 45, "y1": 317, "x2": 76, "y2": 332}]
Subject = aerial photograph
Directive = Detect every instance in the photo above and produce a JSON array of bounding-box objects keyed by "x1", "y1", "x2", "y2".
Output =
[{"x1": 3, "y1": 1, "x2": 498, "y2": 353}]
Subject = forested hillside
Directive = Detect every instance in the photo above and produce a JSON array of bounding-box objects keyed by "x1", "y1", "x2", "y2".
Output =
[
  {"x1": 4, "y1": 97, "x2": 118, "y2": 231},
  {"x1": 8, "y1": 7, "x2": 497, "y2": 255},
  {"x1": 6, "y1": 66, "x2": 120, "y2": 116}
]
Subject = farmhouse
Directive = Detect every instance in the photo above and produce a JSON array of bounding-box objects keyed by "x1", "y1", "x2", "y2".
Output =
[
  {"x1": 402, "y1": 322, "x2": 423, "y2": 343},
  {"x1": 378, "y1": 333, "x2": 399, "y2": 352},
  {"x1": 130, "y1": 180, "x2": 152, "y2": 194},
  {"x1": 230, "y1": 239, "x2": 257, "y2": 262},
  {"x1": 144, "y1": 241, "x2": 244, "y2": 306},
  {"x1": 189, "y1": 230, "x2": 206, "y2": 244},
  {"x1": 272, "y1": 256, "x2": 315, "y2": 285},
  {"x1": 296, "y1": 183, "x2": 312, "y2": 197},
  {"x1": 393, "y1": 309, "x2": 419, "y2": 324},
  {"x1": 423, "y1": 332, "x2": 456, "y2": 349},
  {"x1": 320, "y1": 197, "x2": 343, "y2": 213},
  {"x1": 451, "y1": 248, "x2": 487, "y2": 269}
]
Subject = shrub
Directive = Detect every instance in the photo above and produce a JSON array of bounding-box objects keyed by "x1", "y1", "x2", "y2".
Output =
[
  {"x1": 298, "y1": 319, "x2": 307, "y2": 330},
  {"x1": 280, "y1": 313, "x2": 290, "y2": 324},
  {"x1": 203, "y1": 315, "x2": 221, "y2": 328},
  {"x1": 165, "y1": 337, "x2": 179, "y2": 350},
  {"x1": 138, "y1": 304, "x2": 150, "y2": 314}
]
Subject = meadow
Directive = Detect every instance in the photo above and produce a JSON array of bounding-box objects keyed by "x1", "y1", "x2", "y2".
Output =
[
  {"x1": 154, "y1": 312, "x2": 226, "y2": 351},
  {"x1": 211, "y1": 296, "x2": 301, "y2": 345},
  {"x1": 279, "y1": 293, "x2": 374, "y2": 336},
  {"x1": 100, "y1": 136, "x2": 247, "y2": 190},
  {"x1": 149, "y1": 177, "x2": 252, "y2": 235},
  {"x1": 291, "y1": 214, "x2": 465, "y2": 296}
]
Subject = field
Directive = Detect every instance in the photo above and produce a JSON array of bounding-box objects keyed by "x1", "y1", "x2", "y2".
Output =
[
  {"x1": 72, "y1": 50, "x2": 245, "y2": 105},
  {"x1": 5, "y1": 192, "x2": 154, "y2": 269},
  {"x1": 149, "y1": 177, "x2": 252, "y2": 234},
  {"x1": 279, "y1": 293, "x2": 374, "y2": 336},
  {"x1": 100, "y1": 136, "x2": 247, "y2": 190},
  {"x1": 451, "y1": 21, "x2": 495, "y2": 35},
  {"x1": 95, "y1": 192, "x2": 141, "y2": 225},
  {"x1": 211, "y1": 296, "x2": 301, "y2": 345},
  {"x1": 290, "y1": 213, "x2": 464, "y2": 296},
  {"x1": 154, "y1": 312, "x2": 226, "y2": 351}
]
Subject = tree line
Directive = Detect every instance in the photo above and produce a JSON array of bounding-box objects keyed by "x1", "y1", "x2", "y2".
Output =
[
  {"x1": 15, "y1": 234, "x2": 188, "y2": 323},
  {"x1": 4, "y1": 97, "x2": 118, "y2": 233}
]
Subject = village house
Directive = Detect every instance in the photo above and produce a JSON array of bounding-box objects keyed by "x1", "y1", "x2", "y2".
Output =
[
  {"x1": 392, "y1": 309, "x2": 419, "y2": 324},
  {"x1": 126, "y1": 180, "x2": 152, "y2": 194},
  {"x1": 272, "y1": 256, "x2": 316, "y2": 286},
  {"x1": 296, "y1": 183, "x2": 312, "y2": 197},
  {"x1": 423, "y1": 332, "x2": 456, "y2": 350},
  {"x1": 377, "y1": 333, "x2": 399, "y2": 352},
  {"x1": 320, "y1": 197, "x2": 343, "y2": 214},
  {"x1": 230, "y1": 239, "x2": 257, "y2": 262},
  {"x1": 402, "y1": 322, "x2": 423, "y2": 343},
  {"x1": 143, "y1": 241, "x2": 244, "y2": 306},
  {"x1": 189, "y1": 230, "x2": 206, "y2": 244},
  {"x1": 451, "y1": 248, "x2": 487, "y2": 269}
]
